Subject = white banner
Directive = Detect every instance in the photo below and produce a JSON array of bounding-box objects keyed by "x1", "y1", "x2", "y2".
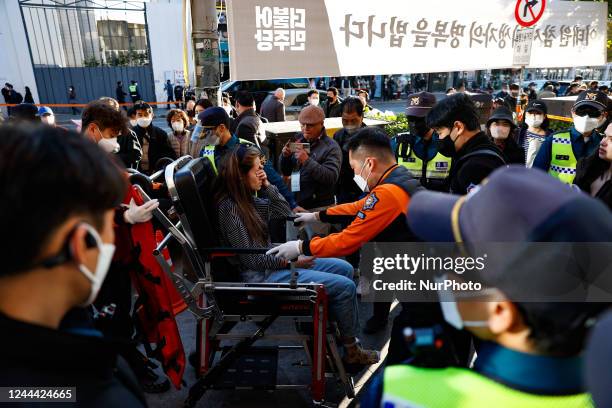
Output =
[{"x1": 227, "y1": 0, "x2": 607, "y2": 80}]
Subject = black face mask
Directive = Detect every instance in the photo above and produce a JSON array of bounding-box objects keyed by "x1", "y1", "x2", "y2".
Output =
[
  {"x1": 437, "y1": 129, "x2": 457, "y2": 157},
  {"x1": 409, "y1": 119, "x2": 429, "y2": 138}
]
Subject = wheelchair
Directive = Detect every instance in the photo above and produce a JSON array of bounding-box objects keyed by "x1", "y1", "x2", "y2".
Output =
[{"x1": 129, "y1": 156, "x2": 357, "y2": 407}]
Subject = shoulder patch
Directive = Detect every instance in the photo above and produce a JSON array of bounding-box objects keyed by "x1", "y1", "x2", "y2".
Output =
[
  {"x1": 362, "y1": 192, "x2": 379, "y2": 211},
  {"x1": 357, "y1": 211, "x2": 366, "y2": 219}
]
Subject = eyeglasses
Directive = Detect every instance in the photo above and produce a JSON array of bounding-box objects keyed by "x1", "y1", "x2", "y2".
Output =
[
  {"x1": 300, "y1": 123, "x2": 319, "y2": 129},
  {"x1": 574, "y1": 109, "x2": 602, "y2": 118}
]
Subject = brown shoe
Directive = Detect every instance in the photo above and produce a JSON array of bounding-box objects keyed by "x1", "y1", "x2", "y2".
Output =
[{"x1": 343, "y1": 341, "x2": 380, "y2": 365}]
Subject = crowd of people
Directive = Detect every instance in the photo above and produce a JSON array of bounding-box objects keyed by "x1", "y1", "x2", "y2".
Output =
[{"x1": 1, "y1": 79, "x2": 612, "y2": 407}]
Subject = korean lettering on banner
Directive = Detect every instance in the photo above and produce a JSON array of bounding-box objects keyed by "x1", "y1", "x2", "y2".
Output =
[
  {"x1": 337, "y1": 16, "x2": 598, "y2": 51},
  {"x1": 339, "y1": 14, "x2": 409, "y2": 47},
  {"x1": 557, "y1": 25, "x2": 594, "y2": 48},
  {"x1": 254, "y1": 6, "x2": 306, "y2": 51}
]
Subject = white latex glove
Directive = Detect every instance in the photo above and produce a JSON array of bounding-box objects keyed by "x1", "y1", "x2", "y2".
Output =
[
  {"x1": 124, "y1": 198, "x2": 159, "y2": 224},
  {"x1": 295, "y1": 212, "x2": 319, "y2": 224},
  {"x1": 266, "y1": 240, "x2": 302, "y2": 260}
]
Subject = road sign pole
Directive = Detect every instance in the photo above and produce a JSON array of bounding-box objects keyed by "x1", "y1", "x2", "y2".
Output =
[
  {"x1": 518, "y1": 65, "x2": 524, "y2": 118},
  {"x1": 513, "y1": 0, "x2": 545, "y2": 120}
]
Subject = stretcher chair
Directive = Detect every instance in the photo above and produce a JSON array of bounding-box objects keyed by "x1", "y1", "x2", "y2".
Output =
[{"x1": 133, "y1": 156, "x2": 356, "y2": 406}]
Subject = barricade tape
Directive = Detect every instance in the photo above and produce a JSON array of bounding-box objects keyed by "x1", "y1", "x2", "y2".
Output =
[
  {"x1": 0, "y1": 101, "x2": 187, "y2": 108},
  {"x1": 546, "y1": 114, "x2": 573, "y2": 123}
]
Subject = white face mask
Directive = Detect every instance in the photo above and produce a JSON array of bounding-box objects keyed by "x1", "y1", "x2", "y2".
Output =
[
  {"x1": 172, "y1": 121, "x2": 184, "y2": 133},
  {"x1": 77, "y1": 224, "x2": 115, "y2": 306},
  {"x1": 353, "y1": 159, "x2": 372, "y2": 192},
  {"x1": 436, "y1": 277, "x2": 488, "y2": 330},
  {"x1": 137, "y1": 117, "x2": 152, "y2": 128},
  {"x1": 344, "y1": 124, "x2": 360, "y2": 135},
  {"x1": 129, "y1": 119, "x2": 138, "y2": 127},
  {"x1": 95, "y1": 127, "x2": 120, "y2": 153},
  {"x1": 490, "y1": 125, "x2": 510, "y2": 140},
  {"x1": 98, "y1": 137, "x2": 119, "y2": 153},
  {"x1": 439, "y1": 300, "x2": 489, "y2": 330},
  {"x1": 573, "y1": 114, "x2": 602, "y2": 134},
  {"x1": 525, "y1": 113, "x2": 544, "y2": 128},
  {"x1": 203, "y1": 128, "x2": 220, "y2": 146},
  {"x1": 42, "y1": 115, "x2": 55, "y2": 125},
  {"x1": 309, "y1": 98, "x2": 319, "y2": 106}
]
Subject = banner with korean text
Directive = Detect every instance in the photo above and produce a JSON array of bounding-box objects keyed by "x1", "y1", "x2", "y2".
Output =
[{"x1": 226, "y1": 0, "x2": 607, "y2": 80}]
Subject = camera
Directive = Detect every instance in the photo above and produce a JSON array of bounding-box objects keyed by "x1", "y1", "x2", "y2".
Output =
[{"x1": 402, "y1": 324, "x2": 461, "y2": 368}]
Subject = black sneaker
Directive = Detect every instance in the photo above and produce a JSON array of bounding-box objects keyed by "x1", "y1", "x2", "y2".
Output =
[
  {"x1": 363, "y1": 316, "x2": 388, "y2": 334},
  {"x1": 138, "y1": 364, "x2": 171, "y2": 394},
  {"x1": 130, "y1": 352, "x2": 171, "y2": 394}
]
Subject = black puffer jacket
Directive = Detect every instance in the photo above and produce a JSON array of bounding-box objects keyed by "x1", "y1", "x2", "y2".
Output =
[
  {"x1": 575, "y1": 153, "x2": 612, "y2": 211},
  {"x1": 0, "y1": 312, "x2": 147, "y2": 408},
  {"x1": 447, "y1": 132, "x2": 506, "y2": 194},
  {"x1": 230, "y1": 108, "x2": 264, "y2": 146},
  {"x1": 333, "y1": 125, "x2": 367, "y2": 203},
  {"x1": 132, "y1": 124, "x2": 176, "y2": 173},
  {"x1": 117, "y1": 129, "x2": 143, "y2": 169},
  {"x1": 489, "y1": 134, "x2": 525, "y2": 165}
]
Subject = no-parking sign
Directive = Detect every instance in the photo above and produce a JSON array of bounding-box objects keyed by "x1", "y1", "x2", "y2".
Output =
[{"x1": 515, "y1": 0, "x2": 546, "y2": 27}]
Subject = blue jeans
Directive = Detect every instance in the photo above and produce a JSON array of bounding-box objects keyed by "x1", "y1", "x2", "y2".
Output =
[{"x1": 265, "y1": 258, "x2": 359, "y2": 338}]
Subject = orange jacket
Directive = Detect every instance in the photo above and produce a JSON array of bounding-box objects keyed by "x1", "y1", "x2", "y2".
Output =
[{"x1": 302, "y1": 165, "x2": 421, "y2": 257}]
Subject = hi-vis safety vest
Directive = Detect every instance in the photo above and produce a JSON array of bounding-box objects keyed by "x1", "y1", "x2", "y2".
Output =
[
  {"x1": 201, "y1": 138, "x2": 254, "y2": 174},
  {"x1": 548, "y1": 131, "x2": 578, "y2": 184},
  {"x1": 396, "y1": 135, "x2": 451, "y2": 180},
  {"x1": 382, "y1": 365, "x2": 592, "y2": 408}
]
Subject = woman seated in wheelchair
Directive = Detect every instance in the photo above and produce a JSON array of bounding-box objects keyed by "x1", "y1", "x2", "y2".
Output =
[{"x1": 214, "y1": 145, "x2": 379, "y2": 365}]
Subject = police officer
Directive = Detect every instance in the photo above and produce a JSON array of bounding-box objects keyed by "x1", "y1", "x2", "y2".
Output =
[
  {"x1": 533, "y1": 90, "x2": 607, "y2": 184},
  {"x1": 128, "y1": 80, "x2": 141, "y2": 103},
  {"x1": 392, "y1": 92, "x2": 450, "y2": 192},
  {"x1": 362, "y1": 166, "x2": 612, "y2": 408},
  {"x1": 426, "y1": 93, "x2": 505, "y2": 194}
]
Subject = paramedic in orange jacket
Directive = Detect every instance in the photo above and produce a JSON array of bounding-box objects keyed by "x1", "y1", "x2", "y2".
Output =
[
  {"x1": 267, "y1": 125, "x2": 423, "y2": 349},
  {"x1": 268, "y1": 128, "x2": 470, "y2": 364},
  {"x1": 267, "y1": 126, "x2": 420, "y2": 260}
]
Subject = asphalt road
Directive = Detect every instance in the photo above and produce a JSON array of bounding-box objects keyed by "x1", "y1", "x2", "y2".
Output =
[{"x1": 145, "y1": 300, "x2": 399, "y2": 408}]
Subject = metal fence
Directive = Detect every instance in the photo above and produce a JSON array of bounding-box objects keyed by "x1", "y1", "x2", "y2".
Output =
[
  {"x1": 19, "y1": 0, "x2": 156, "y2": 107},
  {"x1": 34, "y1": 66, "x2": 155, "y2": 112}
]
